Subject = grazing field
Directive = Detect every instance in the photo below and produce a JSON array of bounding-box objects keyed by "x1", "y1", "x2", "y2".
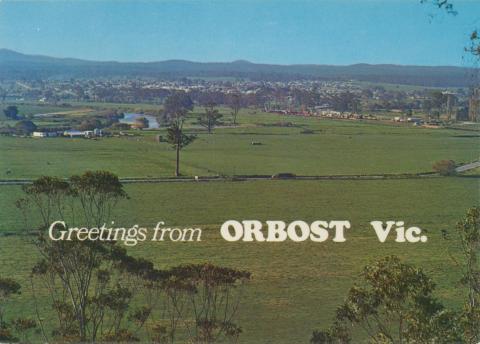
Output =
[
  {"x1": 0, "y1": 111, "x2": 478, "y2": 179},
  {"x1": 0, "y1": 177, "x2": 478, "y2": 342},
  {"x1": 0, "y1": 107, "x2": 478, "y2": 342}
]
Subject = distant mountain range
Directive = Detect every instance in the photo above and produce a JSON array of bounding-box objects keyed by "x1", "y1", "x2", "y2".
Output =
[{"x1": 0, "y1": 49, "x2": 477, "y2": 87}]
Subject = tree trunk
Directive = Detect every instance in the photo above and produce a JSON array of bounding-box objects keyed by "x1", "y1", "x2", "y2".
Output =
[{"x1": 175, "y1": 144, "x2": 180, "y2": 177}]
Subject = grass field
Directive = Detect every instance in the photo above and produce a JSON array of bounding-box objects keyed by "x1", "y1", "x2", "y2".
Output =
[
  {"x1": 0, "y1": 177, "x2": 478, "y2": 342},
  {"x1": 0, "y1": 111, "x2": 478, "y2": 179},
  {"x1": 0, "y1": 105, "x2": 479, "y2": 342}
]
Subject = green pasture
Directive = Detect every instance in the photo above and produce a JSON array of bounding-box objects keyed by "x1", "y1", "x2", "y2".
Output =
[
  {"x1": 0, "y1": 111, "x2": 478, "y2": 179},
  {"x1": 0, "y1": 177, "x2": 478, "y2": 343},
  {"x1": 0, "y1": 104, "x2": 479, "y2": 342}
]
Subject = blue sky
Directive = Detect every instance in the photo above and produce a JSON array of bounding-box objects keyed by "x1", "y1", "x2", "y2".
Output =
[{"x1": 0, "y1": 0, "x2": 478, "y2": 66}]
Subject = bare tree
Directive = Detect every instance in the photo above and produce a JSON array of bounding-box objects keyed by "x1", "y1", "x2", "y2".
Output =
[{"x1": 227, "y1": 93, "x2": 243, "y2": 126}]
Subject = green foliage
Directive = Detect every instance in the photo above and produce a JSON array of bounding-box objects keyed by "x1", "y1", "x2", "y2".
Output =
[
  {"x1": 151, "y1": 263, "x2": 251, "y2": 343},
  {"x1": 0, "y1": 327, "x2": 16, "y2": 342},
  {"x1": 0, "y1": 276, "x2": 21, "y2": 338},
  {"x1": 70, "y1": 170, "x2": 126, "y2": 198},
  {"x1": 313, "y1": 256, "x2": 460, "y2": 343},
  {"x1": 102, "y1": 328, "x2": 140, "y2": 342},
  {"x1": 197, "y1": 102, "x2": 223, "y2": 133},
  {"x1": 166, "y1": 119, "x2": 196, "y2": 176},
  {"x1": 18, "y1": 172, "x2": 126, "y2": 229},
  {"x1": 110, "y1": 122, "x2": 131, "y2": 130},
  {"x1": 0, "y1": 277, "x2": 34, "y2": 343},
  {"x1": 15, "y1": 171, "x2": 252, "y2": 343},
  {"x1": 14, "y1": 120, "x2": 36, "y2": 134},
  {"x1": 0, "y1": 278, "x2": 21, "y2": 299},
  {"x1": 3, "y1": 105, "x2": 19, "y2": 120},
  {"x1": 312, "y1": 207, "x2": 480, "y2": 343},
  {"x1": 70, "y1": 170, "x2": 127, "y2": 226},
  {"x1": 165, "y1": 120, "x2": 196, "y2": 150},
  {"x1": 77, "y1": 117, "x2": 102, "y2": 131},
  {"x1": 30, "y1": 229, "x2": 149, "y2": 342},
  {"x1": 150, "y1": 323, "x2": 169, "y2": 343},
  {"x1": 19, "y1": 176, "x2": 70, "y2": 228},
  {"x1": 432, "y1": 159, "x2": 456, "y2": 176},
  {"x1": 456, "y1": 207, "x2": 480, "y2": 343},
  {"x1": 430, "y1": 90, "x2": 447, "y2": 108},
  {"x1": 18, "y1": 171, "x2": 133, "y2": 342},
  {"x1": 11, "y1": 318, "x2": 37, "y2": 342},
  {"x1": 311, "y1": 322, "x2": 350, "y2": 344},
  {"x1": 162, "y1": 92, "x2": 197, "y2": 176}
]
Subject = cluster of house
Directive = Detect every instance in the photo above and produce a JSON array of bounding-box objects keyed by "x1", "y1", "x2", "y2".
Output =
[
  {"x1": 267, "y1": 109, "x2": 378, "y2": 121},
  {"x1": 316, "y1": 110, "x2": 377, "y2": 120},
  {"x1": 392, "y1": 116, "x2": 424, "y2": 125},
  {"x1": 32, "y1": 128, "x2": 104, "y2": 138}
]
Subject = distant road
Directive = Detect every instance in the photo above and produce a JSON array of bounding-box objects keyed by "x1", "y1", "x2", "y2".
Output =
[
  {"x1": 1, "y1": 162, "x2": 478, "y2": 186},
  {"x1": 455, "y1": 160, "x2": 480, "y2": 173},
  {"x1": 0, "y1": 172, "x2": 440, "y2": 186}
]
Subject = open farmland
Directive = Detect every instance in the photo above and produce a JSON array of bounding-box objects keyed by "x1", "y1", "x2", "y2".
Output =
[
  {"x1": 0, "y1": 109, "x2": 478, "y2": 179},
  {"x1": 1, "y1": 0, "x2": 479, "y2": 341},
  {"x1": 0, "y1": 177, "x2": 478, "y2": 342},
  {"x1": 0, "y1": 105, "x2": 478, "y2": 343}
]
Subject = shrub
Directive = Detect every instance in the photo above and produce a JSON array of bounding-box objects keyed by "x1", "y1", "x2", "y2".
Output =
[
  {"x1": 432, "y1": 160, "x2": 456, "y2": 176},
  {"x1": 14, "y1": 120, "x2": 37, "y2": 134}
]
